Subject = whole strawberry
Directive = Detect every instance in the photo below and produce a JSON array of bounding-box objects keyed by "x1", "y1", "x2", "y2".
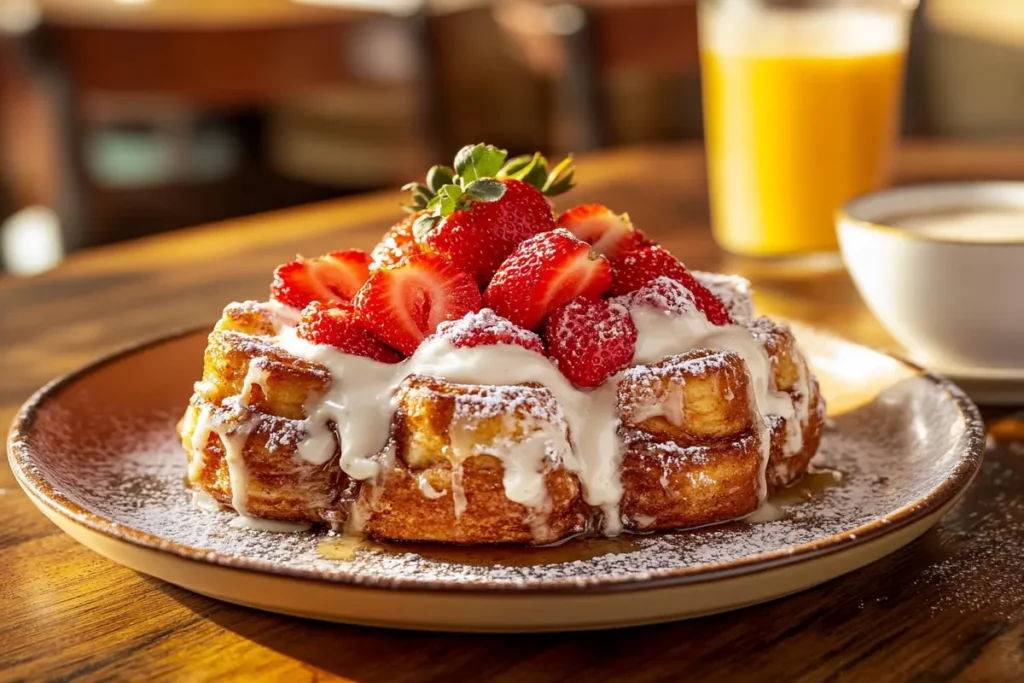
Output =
[
  {"x1": 403, "y1": 143, "x2": 575, "y2": 284},
  {"x1": 370, "y1": 211, "x2": 424, "y2": 271},
  {"x1": 434, "y1": 308, "x2": 546, "y2": 355},
  {"x1": 545, "y1": 297, "x2": 637, "y2": 388},
  {"x1": 484, "y1": 229, "x2": 612, "y2": 330},
  {"x1": 612, "y1": 276, "x2": 700, "y2": 317},
  {"x1": 610, "y1": 245, "x2": 732, "y2": 325}
]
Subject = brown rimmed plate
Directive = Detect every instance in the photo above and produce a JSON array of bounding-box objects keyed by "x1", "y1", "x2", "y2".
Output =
[{"x1": 7, "y1": 324, "x2": 985, "y2": 632}]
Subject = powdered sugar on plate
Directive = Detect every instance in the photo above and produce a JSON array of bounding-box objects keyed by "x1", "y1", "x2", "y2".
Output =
[{"x1": 24, "y1": 372, "x2": 983, "y2": 591}]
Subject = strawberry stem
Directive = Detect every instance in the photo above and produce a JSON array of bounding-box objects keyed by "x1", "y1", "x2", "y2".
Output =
[{"x1": 402, "y1": 143, "x2": 576, "y2": 217}]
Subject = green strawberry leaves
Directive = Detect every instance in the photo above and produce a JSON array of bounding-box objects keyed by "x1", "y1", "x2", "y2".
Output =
[
  {"x1": 463, "y1": 178, "x2": 505, "y2": 202},
  {"x1": 426, "y1": 165, "x2": 455, "y2": 194},
  {"x1": 498, "y1": 152, "x2": 575, "y2": 196},
  {"x1": 401, "y1": 182, "x2": 433, "y2": 213},
  {"x1": 542, "y1": 155, "x2": 575, "y2": 196},
  {"x1": 402, "y1": 142, "x2": 576, "y2": 219},
  {"x1": 407, "y1": 143, "x2": 512, "y2": 219},
  {"x1": 419, "y1": 179, "x2": 506, "y2": 219},
  {"x1": 503, "y1": 153, "x2": 548, "y2": 190},
  {"x1": 454, "y1": 143, "x2": 507, "y2": 183},
  {"x1": 412, "y1": 213, "x2": 442, "y2": 240}
]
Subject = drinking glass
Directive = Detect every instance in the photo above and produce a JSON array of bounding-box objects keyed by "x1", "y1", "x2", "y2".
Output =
[{"x1": 699, "y1": 0, "x2": 919, "y2": 260}]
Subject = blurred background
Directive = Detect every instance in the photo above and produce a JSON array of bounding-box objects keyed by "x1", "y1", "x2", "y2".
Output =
[{"x1": 0, "y1": 0, "x2": 1020, "y2": 275}]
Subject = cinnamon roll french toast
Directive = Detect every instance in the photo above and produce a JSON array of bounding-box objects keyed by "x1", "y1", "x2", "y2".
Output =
[{"x1": 180, "y1": 143, "x2": 825, "y2": 544}]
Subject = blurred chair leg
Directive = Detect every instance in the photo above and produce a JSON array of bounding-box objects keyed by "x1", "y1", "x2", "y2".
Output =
[
  {"x1": 18, "y1": 26, "x2": 87, "y2": 252},
  {"x1": 408, "y1": 8, "x2": 445, "y2": 162},
  {"x1": 560, "y1": 3, "x2": 604, "y2": 152},
  {"x1": 46, "y1": 60, "x2": 88, "y2": 252}
]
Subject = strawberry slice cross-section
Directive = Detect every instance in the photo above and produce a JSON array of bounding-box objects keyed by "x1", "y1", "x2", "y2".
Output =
[
  {"x1": 556, "y1": 203, "x2": 645, "y2": 261},
  {"x1": 271, "y1": 249, "x2": 372, "y2": 310},
  {"x1": 354, "y1": 252, "x2": 483, "y2": 355}
]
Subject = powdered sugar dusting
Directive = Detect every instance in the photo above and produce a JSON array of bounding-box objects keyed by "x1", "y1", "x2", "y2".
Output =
[
  {"x1": 612, "y1": 277, "x2": 699, "y2": 317},
  {"x1": 27, "y1": 372, "x2": 982, "y2": 590},
  {"x1": 445, "y1": 383, "x2": 567, "y2": 426},
  {"x1": 434, "y1": 309, "x2": 546, "y2": 355},
  {"x1": 693, "y1": 271, "x2": 755, "y2": 323}
]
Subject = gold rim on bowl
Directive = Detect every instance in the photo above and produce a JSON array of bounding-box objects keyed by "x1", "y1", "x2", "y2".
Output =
[{"x1": 837, "y1": 180, "x2": 1024, "y2": 246}]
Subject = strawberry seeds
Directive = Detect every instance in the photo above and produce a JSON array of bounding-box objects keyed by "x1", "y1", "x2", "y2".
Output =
[{"x1": 269, "y1": 143, "x2": 733, "y2": 388}]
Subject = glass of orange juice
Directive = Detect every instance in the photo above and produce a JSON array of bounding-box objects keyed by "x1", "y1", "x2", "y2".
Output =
[{"x1": 699, "y1": 0, "x2": 918, "y2": 260}]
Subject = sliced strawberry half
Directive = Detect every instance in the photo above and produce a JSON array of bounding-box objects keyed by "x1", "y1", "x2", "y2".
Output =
[
  {"x1": 370, "y1": 212, "x2": 424, "y2": 271},
  {"x1": 271, "y1": 250, "x2": 372, "y2": 310},
  {"x1": 296, "y1": 302, "x2": 402, "y2": 363},
  {"x1": 556, "y1": 204, "x2": 644, "y2": 260},
  {"x1": 545, "y1": 297, "x2": 637, "y2": 388},
  {"x1": 483, "y1": 229, "x2": 612, "y2": 330},
  {"x1": 609, "y1": 245, "x2": 732, "y2": 325},
  {"x1": 353, "y1": 253, "x2": 483, "y2": 355},
  {"x1": 434, "y1": 308, "x2": 545, "y2": 355}
]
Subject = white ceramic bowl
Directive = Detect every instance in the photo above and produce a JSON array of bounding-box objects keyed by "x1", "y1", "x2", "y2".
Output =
[{"x1": 837, "y1": 182, "x2": 1024, "y2": 372}]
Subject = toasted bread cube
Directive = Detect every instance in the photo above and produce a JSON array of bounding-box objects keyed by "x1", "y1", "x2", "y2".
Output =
[
  {"x1": 199, "y1": 331, "x2": 329, "y2": 420},
  {"x1": 393, "y1": 377, "x2": 572, "y2": 471},
  {"x1": 748, "y1": 317, "x2": 801, "y2": 392},
  {"x1": 617, "y1": 349, "x2": 752, "y2": 442},
  {"x1": 214, "y1": 300, "x2": 283, "y2": 336},
  {"x1": 619, "y1": 429, "x2": 762, "y2": 530}
]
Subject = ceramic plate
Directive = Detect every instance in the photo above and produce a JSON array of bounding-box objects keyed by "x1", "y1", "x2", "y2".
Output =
[
  {"x1": 909, "y1": 358, "x2": 1024, "y2": 406},
  {"x1": 7, "y1": 324, "x2": 985, "y2": 632}
]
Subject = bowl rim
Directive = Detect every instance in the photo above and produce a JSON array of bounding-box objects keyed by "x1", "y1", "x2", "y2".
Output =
[
  {"x1": 837, "y1": 180, "x2": 1024, "y2": 247},
  {"x1": 6, "y1": 325, "x2": 988, "y2": 595}
]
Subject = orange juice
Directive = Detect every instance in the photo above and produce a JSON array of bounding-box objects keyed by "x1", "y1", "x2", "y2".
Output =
[{"x1": 699, "y1": 4, "x2": 911, "y2": 257}]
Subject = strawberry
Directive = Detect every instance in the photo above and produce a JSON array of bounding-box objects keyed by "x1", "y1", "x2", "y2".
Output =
[
  {"x1": 296, "y1": 302, "x2": 402, "y2": 363},
  {"x1": 370, "y1": 211, "x2": 424, "y2": 271},
  {"x1": 353, "y1": 252, "x2": 482, "y2": 355},
  {"x1": 403, "y1": 144, "x2": 575, "y2": 284},
  {"x1": 417, "y1": 179, "x2": 555, "y2": 284},
  {"x1": 434, "y1": 308, "x2": 545, "y2": 355},
  {"x1": 271, "y1": 250, "x2": 371, "y2": 310},
  {"x1": 634, "y1": 228, "x2": 655, "y2": 248},
  {"x1": 612, "y1": 276, "x2": 699, "y2": 317},
  {"x1": 556, "y1": 204, "x2": 644, "y2": 260},
  {"x1": 545, "y1": 297, "x2": 637, "y2": 388},
  {"x1": 609, "y1": 245, "x2": 732, "y2": 325},
  {"x1": 483, "y1": 229, "x2": 612, "y2": 330}
]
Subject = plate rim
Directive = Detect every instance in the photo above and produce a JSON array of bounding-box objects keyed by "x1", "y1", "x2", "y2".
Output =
[{"x1": 7, "y1": 325, "x2": 987, "y2": 595}]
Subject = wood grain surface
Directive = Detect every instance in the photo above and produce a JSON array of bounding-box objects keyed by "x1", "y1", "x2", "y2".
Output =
[{"x1": 3, "y1": 141, "x2": 1024, "y2": 682}]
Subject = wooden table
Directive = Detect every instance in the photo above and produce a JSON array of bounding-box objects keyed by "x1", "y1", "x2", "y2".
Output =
[{"x1": 3, "y1": 142, "x2": 1024, "y2": 681}]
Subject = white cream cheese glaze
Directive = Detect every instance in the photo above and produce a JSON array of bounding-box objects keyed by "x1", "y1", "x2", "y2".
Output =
[
  {"x1": 186, "y1": 272, "x2": 815, "y2": 537},
  {"x1": 265, "y1": 299, "x2": 809, "y2": 535},
  {"x1": 629, "y1": 306, "x2": 798, "y2": 498}
]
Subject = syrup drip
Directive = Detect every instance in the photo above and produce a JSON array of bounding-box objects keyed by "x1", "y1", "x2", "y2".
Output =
[
  {"x1": 745, "y1": 467, "x2": 845, "y2": 524},
  {"x1": 315, "y1": 532, "x2": 645, "y2": 567}
]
